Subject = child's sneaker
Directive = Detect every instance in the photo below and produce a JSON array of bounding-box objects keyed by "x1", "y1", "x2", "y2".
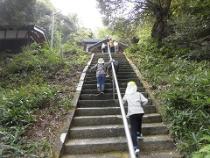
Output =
[
  {"x1": 96, "y1": 92, "x2": 101, "y2": 96},
  {"x1": 135, "y1": 148, "x2": 140, "y2": 157},
  {"x1": 137, "y1": 133, "x2": 143, "y2": 140},
  {"x1": 100, "y1": 91, "x2": 104, "y2": 94}
]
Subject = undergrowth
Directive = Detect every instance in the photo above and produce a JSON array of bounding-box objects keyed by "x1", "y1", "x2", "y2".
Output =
[
  {"x1": 0, "y1": 43, "x2": 88, "y2": 157},
  {"x1": 126, "y1": 39, "x2": 210, "y2": 157}
]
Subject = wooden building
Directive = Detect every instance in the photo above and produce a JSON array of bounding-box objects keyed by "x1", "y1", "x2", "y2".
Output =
[
  {"x1": 80, "y1": 39, "x2": 101, "y2": 52},
  {"x1": 0, "y1": 25, "x2": 47, "y2": 53}
]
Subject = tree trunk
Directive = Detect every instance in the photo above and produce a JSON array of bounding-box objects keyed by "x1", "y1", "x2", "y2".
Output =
[{"x1": 150, "y1": 0, "x2": 172, "y2": 44}]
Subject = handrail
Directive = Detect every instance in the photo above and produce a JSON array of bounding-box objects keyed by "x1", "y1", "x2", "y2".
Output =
[{"x1": 107, "y1": 44, "x2": 136, "y2": 158}]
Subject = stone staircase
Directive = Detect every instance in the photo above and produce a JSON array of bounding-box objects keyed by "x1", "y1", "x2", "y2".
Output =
[{"x1": 60, "y1": 53, "x2": 181, "y2": 158}]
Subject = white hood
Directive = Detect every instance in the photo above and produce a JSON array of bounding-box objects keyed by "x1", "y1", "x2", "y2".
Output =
[{"x1": 125, "y1": 83, "x2": 137, "y2": 95}]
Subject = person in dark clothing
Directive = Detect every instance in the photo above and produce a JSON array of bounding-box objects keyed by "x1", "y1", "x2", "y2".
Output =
[{"x1": 106, "y1": 59, "x2": 119, "y2": 77}]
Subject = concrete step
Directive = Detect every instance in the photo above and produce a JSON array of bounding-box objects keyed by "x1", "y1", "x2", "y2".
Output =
[
  {"x1": 79, "y1": 92, "x2": 149, "y2": 100},
  {"x1": 87, "y1": 72, "x2": 136, "y2": 76},
  {"x1": 84, "y1": 78, "x2": 141, "y2": 84},
  {"x1": 64, "y1": 135, "x2": 175, "y2": 154},
  {"x1": 72, "y1": 113, "x2": 161, "y2": 127},
  {"x1": 62, "y1": 150, "x2": 181, "y2": 158},
  {"x1": 91, "y1": 61, "x2": 129, "y2": 64},
  {"x1": 72, "y1": 115, "x2": 123, "y2": 126},
  {"x1": 91, "y1": 57, "x2": 126, "y2": 60},
  {"x1": 64, "y1": 137, "x2": 127, "y2": 154},
  {"x1": 78, "y1": 100, "x2": 116, "y2": 107},
  {"x1": 81, "y1": 88, "x2": 144, "y2": 94},
  {"x1": 92, "y1": 57, "x2": 125, "y2": 60},
  {"x1": 82, "y1": 83, "x2": 143, "y2": 89},
  {"x1": 61, "y1": 152, "x2": 129, "y2": 158},
  {"x1": 75, "y1": 105, "x2": 157, "y2": 116},
  {"x1": 78, "y1": 100, "x2": 152, "y2": 107},
  {"x1": 89, "y1": 64, "x2": 133, "y2": 70},
  {"x1": 85, "y1": 76, "x2": 138, "y2": 81},
  {"x1": 69, "y1": 123, "x2": 168, "y2": 139},
  {"x1": 139, "y1": 135, "x2": 176, "y2": 151},
  {"x1": 86, "y1": 73, "x2": 137, "y2": 78}
]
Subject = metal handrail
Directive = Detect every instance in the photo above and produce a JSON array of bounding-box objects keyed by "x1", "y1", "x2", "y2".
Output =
[{"x1": 107, "y1": 44, "x2": 136, "y2": 158}]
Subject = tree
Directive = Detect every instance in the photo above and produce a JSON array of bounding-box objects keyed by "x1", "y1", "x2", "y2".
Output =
[
  {"x1": 0, "y1": 0, "x2": 36, "y2": 25},
  {"x1": 97, "y1": 0, "x2": 172, "y2": 42}
]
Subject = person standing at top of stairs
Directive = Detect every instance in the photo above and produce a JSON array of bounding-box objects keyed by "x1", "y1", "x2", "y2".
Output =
[
  {"x1": 90, "y1": 58, "x2": 111, "y2": 95},
  {"x1": 123, "y1": 81, "x2": 148, "y2": 156}
]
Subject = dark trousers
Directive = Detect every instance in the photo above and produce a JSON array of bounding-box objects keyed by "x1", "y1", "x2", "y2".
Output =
[
  {"x1": 96, "y1": 74, "x2": 105, "y2": 92},
  {"x1": 110, "y1": 46, "x2": 115, "y2": 53},
  {"x1": 129, "y1": 113, "x2": 144, "y2": 149},
  {"x1": 107, "y1": 63, "x2": 119, "y2": 75}
]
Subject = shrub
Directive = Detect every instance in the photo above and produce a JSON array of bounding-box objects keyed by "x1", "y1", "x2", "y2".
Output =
[
  {"x1": 0, "y1": 42, "x2": 89, "y2": 157},
  {"x1": 126, "y1": 39, "x2": 210, "y2": 156}
]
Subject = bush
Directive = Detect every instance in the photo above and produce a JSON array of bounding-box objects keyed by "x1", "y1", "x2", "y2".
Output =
[
  {"x1": 126, "y1": 39, "x2": 210, "y2": 157},
  {"x1": 0, "y1": 42, "x2": 89, "y2": 157},
  {"x1": 0, "y1": 84, "x2": 55, "y2": 127},
  {"x1": 2, "y1": 44, "x2": 64, "y2": 75}
]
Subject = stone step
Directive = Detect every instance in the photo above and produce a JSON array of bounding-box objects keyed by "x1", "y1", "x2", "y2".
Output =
[
  {"x1": 87, "y1": 71, "x2": 136, "y2": 76},
  {"x1": 78, "y1": 100, "x2": 152, "y2": 107},
  {"x1": 82, "y1": 83, "x2": 143, "y2": 89},
  {"x1": 61, "y1": 152, "x2": 129, "y2": 158},
  {"x1": 81, "y1": 88, "x2": 144, "y2": 94},
  {"x1": 91, "y1": 57, "x2": 126, "y2": 60},
  {"x1": 76, "y1": 105, "x2": 156, "y2": 116},
  {"x1": 72, "y1": 115, "x2": 123, "y2": 126},
  {"x1": 84, "y1": 78, "x2": 141, "y2": 84},
  {"x1": 64, "y1": 137, "x2": 127, "y2": 154},
  {"x1": 91, "y1": 61, "x2": 129, "y2": 64},
  {"x1": 64, "y1": 135, "x2": 175, "y2": 154},
  {"x1": 76, "y1": 107, "x2": 121, "y2": 116},
  {"x1": 78, "y1": 100, "x2": 116, "y2": 107},
  {"x1": 78, "y1": 99, "x2": 152, "y2": 107},
  {"x1": 69, "y1": 123, "x2": 168, "y2": 139},
  {"x1": 92, "y1": 56, "x2": 125, "y2": 59},
  {"x1": 72, "y1": 113, "x2": 161, "y2": 127},
  {"x1": 140, "y1": 135, "x2": 176, "y2": 151},
  {"x1": 86, "y1": 73, "x2": 137, "y2": 78},
  {"x1": 89, "y1": 64, "x2": 132, "y2": 68},
  {"x1": 79, "y1": 93, "x2": 150, "y2": 100},
  {"x1": 85, "y1": 75, "x2": 139, "y2": 80},
  {"x1": 62, "y1": 151, "x2": 181, "y2": 158}
]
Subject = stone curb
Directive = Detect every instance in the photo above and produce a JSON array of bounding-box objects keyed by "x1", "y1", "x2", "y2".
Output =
[{"x1": 56, "y1": 53, "x2": 95, "y2": 158}]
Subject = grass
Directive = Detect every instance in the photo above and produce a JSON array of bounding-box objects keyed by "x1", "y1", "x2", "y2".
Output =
[
  {"x1": 0, "y1": 43, "x2": 89, "y2": 157},
  {"x1": 126, "y1": 39, "x2": 210, "y2": 158}
]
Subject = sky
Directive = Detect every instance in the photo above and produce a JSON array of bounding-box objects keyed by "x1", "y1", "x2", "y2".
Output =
[{"x1": 50, "y1": 0, "x2": 104, "y2": 31}]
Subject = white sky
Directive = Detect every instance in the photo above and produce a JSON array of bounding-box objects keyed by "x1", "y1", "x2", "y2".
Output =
[{"x1": 50, "y1": 0, "x2": 104, "y2": 31}]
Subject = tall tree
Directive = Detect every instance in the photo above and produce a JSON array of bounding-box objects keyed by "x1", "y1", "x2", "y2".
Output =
[
  {"x1": 0, "y1": 0, "x2": 36, "y2": 25},
  {"x1": 97, "y1": 0, "x2": 172, "y2": 42}
]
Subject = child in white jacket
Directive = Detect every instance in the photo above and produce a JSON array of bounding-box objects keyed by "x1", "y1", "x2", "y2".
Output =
[{"x1": 122, "y1": 81, "x2": 148, "y2": 154}]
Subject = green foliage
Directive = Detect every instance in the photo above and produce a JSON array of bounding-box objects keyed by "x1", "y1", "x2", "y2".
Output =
[
  {"x1": 0, "y1": 44, "x2": 63, "y2": 89},
  {"x1": 0, "y1": 0, "x2": 36, "y2": 25},
  {"x1": 0, "y1": 43, "x2": 89, "y2": 157},
  {"x1": 126, "y1": 39, "x2": 210, "y2": 156},
  {"x1": 0, "y1": 126, "x2": 52, "y2": 157},
  {"x1": 0, "y1": 84, "x2": 55, "y2": 127},
  {"x1": 192, "y1": 135, "x2": 210, "y2": 158},
  {"x1": 2, "y1": 44, "x2": 63, "y2": 74},
  {"x1": 62, "y1": 42, "x2": 88, "y2": 67}
]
